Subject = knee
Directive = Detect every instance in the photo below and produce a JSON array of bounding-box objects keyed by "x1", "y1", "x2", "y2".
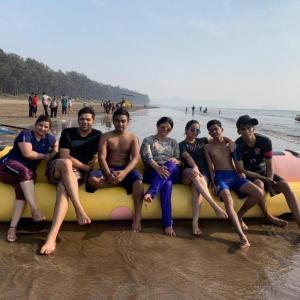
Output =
[
  {"x1": 220, "y1": 190, "x2": 232, "y2": 203},
  {"x1": 87, "y1": 176, "x2": 98, "y2": 187},
  {"x1": 277, "y1": 180, "x2": 290, "y2": 192},
  {"x1": 254, "y1": 179, "x2": 264, "y2": 190},
  {"x1": 133, "y1": 179, "x2": 143, "y2": 188},
  {"x1": 164, "y1": 180, "x2": 173, "y2": 190},
  {"x1": 253, "y1": 187, "x2": 265, "y2": 200},
  {"x1": 62, "y1": 159, "x2": 72, "y2": 171}
]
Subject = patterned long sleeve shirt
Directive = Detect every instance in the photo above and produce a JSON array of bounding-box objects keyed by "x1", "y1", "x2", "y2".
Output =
[{"x1": 140, "y1": 135, "x2": 180, "y2": 166}]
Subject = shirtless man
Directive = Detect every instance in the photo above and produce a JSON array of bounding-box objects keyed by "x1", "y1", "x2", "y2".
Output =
[
  {"x1": 40, "y1": 107, "x2": 101, "y2": 255},
  {"x1": 204, "y1": 119, "x2": 264, "y2": 249},
  {"x1": 87, "y1": 108, "x2": 144, "y2": 232},
  {"x1": 234, "y1": 115, "x2": 300, "y2": 229}
]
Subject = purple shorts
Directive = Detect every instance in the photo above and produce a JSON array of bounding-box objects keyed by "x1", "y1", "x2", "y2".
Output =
[{"x1": 0, "y1": 159, "x2": 35, "y2": 200}]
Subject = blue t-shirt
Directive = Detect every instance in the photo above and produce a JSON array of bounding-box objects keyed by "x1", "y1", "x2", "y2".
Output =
[{"x1": 3, "y1": 130, "x2": 56, "y2": 171}]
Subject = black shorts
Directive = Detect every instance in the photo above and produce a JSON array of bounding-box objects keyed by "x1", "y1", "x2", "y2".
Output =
[{"x1": 248, "y1": 173, "x2": 283, "y2": 197}]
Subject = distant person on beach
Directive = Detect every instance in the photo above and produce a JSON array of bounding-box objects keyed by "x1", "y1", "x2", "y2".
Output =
[
  {"x1": 61, "y1": 95, "x2": 68, "y2": 115},
  {"x1": 28, "y1": 92, "x2": 34, "y2": 118},
  {"x1": 40, "y1": 107, "x2": 101, "y2": 255},
  {"x1": 32, "y1": 94, "x2": 39, "y2": 117},
  {"x1": 50, "y1": 96, "x2": 58, "y2": 118},
  {"x1": 234, "y1": 115, "x2": 300, "y2": 229},
  {"x1": 86, "y1": 108, "x2": 144, "y2": 232},
  {"x1": 180, "y1": 120, "x2": 228, "y2": 235},
  {"x1": 204, "y1": 119, "x2": 264, "y2": 249},
  {"x1": 140, "y1": 117, "x2": 181, "y2": 236},
  {"x1": 42, "y1": 92, "x2": 49, "y2": 116},
  {"x1": 0, "y1": 115, "x2": 57, "y2": 242},
  {"x1": 185, "y1": 107, "x2": 188, "y2": 113},
  {"x1": 192, "y1": 105, "x2": 195, "y2": 115},
  {"x1": 199, "y1": 106, "x2": 202, "y2": 112},
  {"x1": 68, "y1": 97, "x2": 73, "y2": 113}
]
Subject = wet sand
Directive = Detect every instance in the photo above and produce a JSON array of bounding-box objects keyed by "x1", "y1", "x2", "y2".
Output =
[{"x1": 1, "y1": 219, "x2": 300, "y2": 299}]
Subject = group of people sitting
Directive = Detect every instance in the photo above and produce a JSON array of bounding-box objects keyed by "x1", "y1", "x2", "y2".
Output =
[{"x1": 0, "y1": 107, "x2": 300, "y2": 255}]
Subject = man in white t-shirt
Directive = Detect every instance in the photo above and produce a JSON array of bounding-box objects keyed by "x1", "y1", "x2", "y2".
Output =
[{"x1": 42, "y1": 92, "x2": 49, "y2": 116}]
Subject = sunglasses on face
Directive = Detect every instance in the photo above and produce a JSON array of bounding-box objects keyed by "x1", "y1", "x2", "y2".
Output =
[{"x1": 190, "y1": 128, "x2": 201, "y2": 134}]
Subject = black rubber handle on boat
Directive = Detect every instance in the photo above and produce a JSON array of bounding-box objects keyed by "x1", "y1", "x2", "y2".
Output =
[{"x1": 0, "y1": 123, "x2": 28, "y2": 131}]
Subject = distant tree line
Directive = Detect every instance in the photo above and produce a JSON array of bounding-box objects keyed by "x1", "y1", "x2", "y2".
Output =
[{"x1": 0, "y1": 48, "x2": 150, "y2": 105}]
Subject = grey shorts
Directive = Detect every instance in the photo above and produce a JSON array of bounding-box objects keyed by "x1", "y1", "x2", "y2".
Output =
[{"x1": 46, "y1": 159, "x2": 85, "y2": 185}]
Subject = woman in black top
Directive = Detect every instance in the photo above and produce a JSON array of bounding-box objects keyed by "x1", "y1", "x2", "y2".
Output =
[{"x1": 180, "y1": 120, "x2": 228, "y2": 235}]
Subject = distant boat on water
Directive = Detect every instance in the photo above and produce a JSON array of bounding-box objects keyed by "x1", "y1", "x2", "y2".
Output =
[{"x1": 295, "y1": 114, "x2": 300, "y2": 122}]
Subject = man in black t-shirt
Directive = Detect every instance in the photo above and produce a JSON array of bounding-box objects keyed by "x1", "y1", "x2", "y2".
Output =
[
  {"x1": 234, "y1": 115, "x2": 300, "y2": 230},
  {"x1": 40, "y1": 107, "x2": 101, "y2": 255},
  {"x1": 28, "y1": 92, "x2": 34, "y2": 118}
]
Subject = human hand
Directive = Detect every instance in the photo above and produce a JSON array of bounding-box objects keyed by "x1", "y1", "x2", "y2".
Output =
[
  {"x1": 112, "y1": 170, "x2": 127, "y2": 183},
  {"x1": 169, "y1": 158, "x2": 181, "y2": 165},
  {"x1": 264, "y1": 177, "x2": 276, "y2": 185},
  {"x1": 155, "y1": 165, "x2": 170, "y2": 179}
]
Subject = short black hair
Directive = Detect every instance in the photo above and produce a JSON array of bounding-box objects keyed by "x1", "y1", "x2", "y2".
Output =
[
  {"x1": 113, "y1": 108, "x2": 130, "y2": 120},
  {"x1": 207, "y1": 119, "x2": 222, "y2": 129},
  {"x1": 185, "y1": 120, "x2": 199, "y2": 132},
  {"x1": 78, "y1": 106, "x2": 95, "y2": 119},
  {"x1": 35, "y1": 114, "x2": 52, "y2": 128},
  {"x1": 156, "y1": 117, "x2": 174, "y2": 128}
]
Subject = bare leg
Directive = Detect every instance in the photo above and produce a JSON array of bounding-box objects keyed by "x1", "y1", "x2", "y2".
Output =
[
  {"x1": 54, "y1": 159, "x2": 91, "y2": 225},
  {"x1": 253, "y1": 180, "x2": 288, "y2": 227},
  {"x1": 192, "y1": 175, "x2": 228, "y2": 219},
  {"x1": 237, "y1": 182, "x2": 264, "y2": 231},
  {"x1": 191, "y1": 184, "x2": 203, "y2": 236},
  {"x1": 221, "y1": 190, "x2": 250, "y2": 249},
  {"x1": 277, "y1": 180, "x2": 300, "y2": 229},
  {"x1": 19, "y1": 180, "x2": 45, "y2": 221},
  {"x1": 88, "y1": 176, "x2": 106, "y2": 188},
  {"x1": 7, "y1": 199, "x2": 26, "y2": 242},
  {"x1": 40, "y1": 182, "x2": 69, "y2": 255},
  {"x1": 132, "y1": 180, "x2": 143, "y2": 232}
]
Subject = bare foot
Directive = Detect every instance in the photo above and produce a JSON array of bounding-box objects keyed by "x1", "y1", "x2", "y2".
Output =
[
  {"x1": 240, "y1": 237, "x2": 250, "y2": 249},
  {"x1": 6, "y1": 227, "x2": 17, "y2": 243},
  {"x1": 40, "y1": 239, "x2": 56, "y2": 255},
  {"x1": 132, "y1": 218, "x2": 142, "y2": 233},
  {"x1": 32, "y1": 209, "x2": 46, "y2": 222},
  {"x1": 164, "y1": 226, "x2": 176, "y2": 237},
  {"x1": 192, "y1": 222, "x2": 202, "y2": 236},
  {"x1": 143, "y1": 193, "x2": 153, "y2": 203},
  {"x1": 239, "y1": 218, "x2": 249, "y2": 231},
  {"x1": 76, "y1": 210, "x2": 91, "y2": 225},
  {"x1": 213, "y1": 206, "x2": 228, "y2": 219},
  {"x1": 267, "y1": 216, "x2": 288, "y2": 228}
]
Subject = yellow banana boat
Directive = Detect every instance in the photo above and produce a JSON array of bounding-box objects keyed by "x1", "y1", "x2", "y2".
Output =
[{"x1": 0, "y1": 146, "x2": 299, "y2": 221}]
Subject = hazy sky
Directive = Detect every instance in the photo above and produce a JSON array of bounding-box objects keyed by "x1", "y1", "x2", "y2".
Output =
[{"x1": 1, "y1": 0, "x2": 300, "y2": 109}]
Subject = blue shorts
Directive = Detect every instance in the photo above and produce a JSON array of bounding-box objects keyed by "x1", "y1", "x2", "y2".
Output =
[
  {"x1": 214, "y1": 170, "x2": 248, "y2": 199},
  {"x1": 86, "y1": 166, "x2": 143, "y2": 194}
]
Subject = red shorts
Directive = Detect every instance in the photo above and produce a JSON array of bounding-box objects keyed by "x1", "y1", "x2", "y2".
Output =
[{"x1": 0, "y1": 159, "x2": 35, "y2": 200}]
